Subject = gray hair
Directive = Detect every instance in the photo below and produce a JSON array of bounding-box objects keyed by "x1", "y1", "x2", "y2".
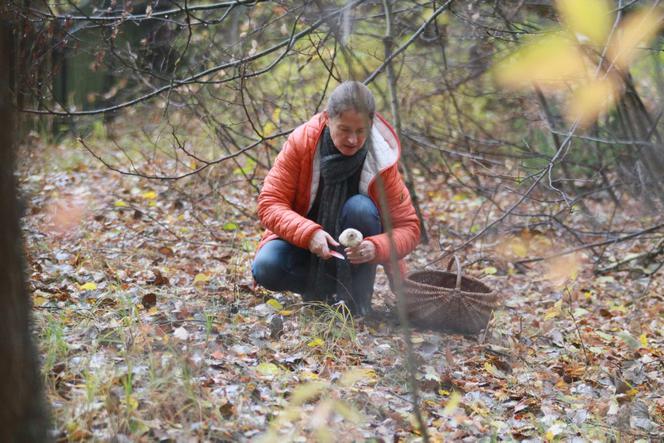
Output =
[{"x1": 326, "y1": 81, "x2": 375, "y2": 121}]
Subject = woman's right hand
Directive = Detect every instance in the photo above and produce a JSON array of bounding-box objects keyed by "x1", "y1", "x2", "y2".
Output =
[{"x1": 308, "y1": 229, "x2": 340, "y2": 259}]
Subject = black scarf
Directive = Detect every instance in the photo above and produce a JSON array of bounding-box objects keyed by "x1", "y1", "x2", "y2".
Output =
[{"x1": 306, "y1": 127, "x2": 368, "y2": 304}]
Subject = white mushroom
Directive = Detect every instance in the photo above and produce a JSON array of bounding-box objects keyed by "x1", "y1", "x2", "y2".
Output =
[{"x1": 339, "y1": 228, "x2": 363, "y2": 248}]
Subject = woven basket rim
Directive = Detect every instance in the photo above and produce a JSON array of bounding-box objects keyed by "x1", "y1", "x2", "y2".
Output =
[{"x1": 405, "y1": 269, "x2": 494, "y2": 295}]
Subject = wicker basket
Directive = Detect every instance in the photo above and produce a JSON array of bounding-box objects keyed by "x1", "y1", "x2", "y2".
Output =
[{"x1": 403, "y1": 257, "x2": 499, "y2": 334}]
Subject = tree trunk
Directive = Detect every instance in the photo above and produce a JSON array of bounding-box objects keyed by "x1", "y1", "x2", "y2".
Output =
[{"x1": 0, "y1": 15, "x2": 51, "y2": 443}]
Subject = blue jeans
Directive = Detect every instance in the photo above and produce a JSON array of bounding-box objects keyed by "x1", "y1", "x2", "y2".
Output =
[{"x1": 253, "y1": 194, "x2": 382, "y2": 314}]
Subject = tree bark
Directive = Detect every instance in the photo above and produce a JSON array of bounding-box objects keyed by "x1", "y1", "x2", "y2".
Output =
[{"x1": 0, "y1": 14, "x2": 51, "y2": 443}]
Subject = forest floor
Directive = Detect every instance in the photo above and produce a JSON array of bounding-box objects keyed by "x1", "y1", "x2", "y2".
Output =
[{"x1": 19, "y1": 138, "x2": 664, "y2": 442}]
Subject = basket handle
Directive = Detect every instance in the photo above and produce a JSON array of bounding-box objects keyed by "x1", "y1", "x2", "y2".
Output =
[{"x1": 446, "y1": 255, "x2": 463, "y2": 291}]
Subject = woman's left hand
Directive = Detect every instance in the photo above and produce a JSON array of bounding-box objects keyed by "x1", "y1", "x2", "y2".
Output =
[{"x1": 345, "y1": 240, "x2": 376, "y2": 264}]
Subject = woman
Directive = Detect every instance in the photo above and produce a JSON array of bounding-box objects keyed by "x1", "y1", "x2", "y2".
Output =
[{"x1": 252, "y1": 81, "x2": 420, "y2": 315}]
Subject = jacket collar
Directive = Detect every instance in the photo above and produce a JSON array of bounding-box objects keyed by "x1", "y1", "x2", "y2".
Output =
[{"x1": 307, "y1": 112, "x2": 400, "y2": 211}]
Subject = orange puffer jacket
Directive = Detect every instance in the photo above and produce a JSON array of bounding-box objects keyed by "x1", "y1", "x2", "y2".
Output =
[{"x1": 257, "y1": 112, "x2": 420, "y2": 278}]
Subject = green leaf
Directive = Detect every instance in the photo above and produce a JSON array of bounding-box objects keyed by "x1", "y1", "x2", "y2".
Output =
[
  {"x1": 266, "y1": 299, "x2": 283, "y2": 311},
  {"x1": 573, "y1": 307, "x2": 589, "y2": 317},
  {"x1": 595, "y1": 331, "x2": 613, "y2": 341},
  {"x1": 618, "y1": 331, "x2": 641, "y2": 350},
  {"x1": 223, "y1": 222, "x2": 238, "y2": 231},
  {"x1": 307, "y1": 337, "x2": 324, "y2": 348}
]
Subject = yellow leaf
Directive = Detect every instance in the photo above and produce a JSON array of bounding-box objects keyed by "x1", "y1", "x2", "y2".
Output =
[
  {"x1": 291, "y1": 381, "x2": 326, "y2": 405},
  {"x1": 114, "y1": 200, "x2": 127, "y2": 207},
  {"x1": 79, "y1": 282, "x2": 97, "y2": 291},
  {"x1": 607, "y1": 9, "x2": 664, "y2": 69},
  {"x1": 271, "y1": 107, "x2": 281, "y2": 123},
  {"x1": 511, "y1": 239, "x2": 529, "y2": 258},
  {"x1": 142, "y1": 190, "x2": 157, "y2": 200},
  {"x1": 442, "y1": 391, "x2": 461, "y2": 416},
  {"x1": 194, "y1": 273, "x2": 210, "y2": 283},
  {"x1": 566, "y1": 77, "x2": 619, "y2": 127},
  {"x1": 279, "y1": 309, "x2": 293, "y2": 316},
  {"x1": 307, "y1": 337, "x2": 324, "y2": 348},
  {"x1": 300, "y1": 371, "x2": 319, "y2": 380},
  {"x1": 256, "y1": 362, "x2": 281, "y2": 376},
  {"x1": 223, "y1": 222, "x2": 238, "y2": 231},
  {"x1": 266, "y1": 299, "x2": 283, "y2": 311},
  {"x1": 33, "y1": 295, "x2": 48, "y2": 306},
  {"x1": 556, "y1": 0, "x2": 612, "y2": 45},
  {"x1": 639, "y1": 333, "x2": 648, "y2": 348},
  {"x1": 483, "y1": 266, "x2": 498, "y2": 275},
  {"x1": 494, "y1": 33, "x2": 587, "y2": 90},
  {"x1": 262, "y1": 121, "x2": 276, "y2": 136},
  {"x1": 545, "y1": 430, "x2": 555, "y2": 441},
  {"x1": 333, "y1": 401, "x2": 363, "y2": 424},
  {"x1": 544, "y1": 299, "x2": 562, "y2": 320},
  {"x1": 340, "y1": 368, "x2": 377, "y2": 386},
  {"x1": 609, "y1": 303, "x2": 627, "y2": 313},
  {"x1": 543, "y1": 253, "x2": 583, "y2": 286},
  {"x1": 127, "y1": 395, "x2": 139, "y2": 411},
  {"x1": 484, "y1": 362, "x2": 506, "y2": 378}
]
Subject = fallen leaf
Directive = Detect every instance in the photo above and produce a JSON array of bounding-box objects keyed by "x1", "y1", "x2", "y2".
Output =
[
  {"x1": 256, "y1": 362, "x2": 281, "y2": 376},
  {"x1": 79, "y1": 282, "x2": 97, "y2": 291},
  {"x1": 442, "y1": 391, "x2": 462, "y2": 416},
  {"x1": 158, "y1": 246, "x2": 174, "y2": 257},
  {"x1": 307, "y1": 337, "x2": 324, "y2": 348},
  {"x1": 194, "y1": 273, "x2": 211, "y2": 284},
  {"x1": 141, "y1": 293, "x2": 157, "y2": 309},
  {"x1": 223, "y1": 222, "x2": 238, "y2": 231},
  {"x1": 173, "y1": 327, "x2": 189, "y2": 341},
  {"x1": 266, "y1": 299, "x2": 283, "y2": 311}
]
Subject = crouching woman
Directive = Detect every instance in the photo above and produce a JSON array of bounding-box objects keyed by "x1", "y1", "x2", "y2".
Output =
[{"x1": 252, "y1": 81, "x2": 420, "y2": 315}]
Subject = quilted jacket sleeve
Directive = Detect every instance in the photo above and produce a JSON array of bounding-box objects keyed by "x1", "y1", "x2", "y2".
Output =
[
  {"x1": 257, "y1": 128, "x2": 322, "y2": 250},
  {"x1": 367, "y1": 166, "x2": 420, "y2": 263}
]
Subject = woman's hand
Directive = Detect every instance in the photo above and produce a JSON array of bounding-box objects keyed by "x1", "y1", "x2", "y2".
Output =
[
  {"x1": 345, "y1": 240, "x2": 376, "y2": 265},
  {"x1": 308, "y1": 229, "x2": 340, "y2": 259}
]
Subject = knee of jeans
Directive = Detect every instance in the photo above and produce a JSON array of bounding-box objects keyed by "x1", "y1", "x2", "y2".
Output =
[
  {"x1": 252, "y1": 256, "x2": 281, "y2": 290},
  {"x1": 341, "y1": 195, "x2": 381, "y2": 234}
]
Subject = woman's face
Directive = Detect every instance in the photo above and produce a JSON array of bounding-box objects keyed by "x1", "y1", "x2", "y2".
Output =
[{"x1": 327, "y1": 109, "x2": 372, "y2": 156}]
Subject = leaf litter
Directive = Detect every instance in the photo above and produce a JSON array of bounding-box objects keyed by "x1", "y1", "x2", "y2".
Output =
[{"x1": 19, "y1": 143, "x2": 664, "y2": 441}]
